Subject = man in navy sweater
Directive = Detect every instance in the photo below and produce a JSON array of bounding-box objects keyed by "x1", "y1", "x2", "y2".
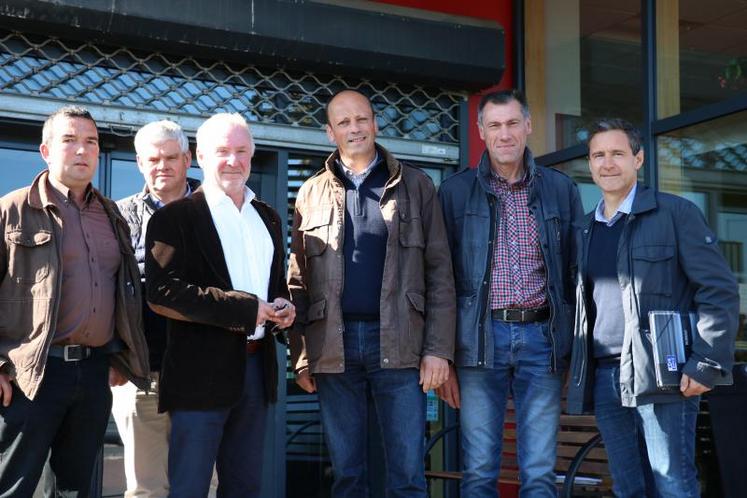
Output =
[{"x1": 288, "y1": 90, "x2": 456, "y2": 498}]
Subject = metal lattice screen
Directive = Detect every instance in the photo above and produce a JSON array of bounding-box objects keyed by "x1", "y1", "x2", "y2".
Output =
[{"x1": 0, "y1": 30, "x2": 463, "y2": 144}]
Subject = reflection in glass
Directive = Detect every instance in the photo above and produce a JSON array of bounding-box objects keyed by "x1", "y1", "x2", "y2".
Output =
[
  {"x1": 657, "y1": 0, "x2": 747, "y2": 118},
  {"x1": 658, "y1": 110, "x2": 747, "y2": 354},
  {"x1": 0, "y1": 148, "x2": 47, "y2": 196},
  {"x1": 525, "y1": 0, "x2": 642, "y2": 155}
]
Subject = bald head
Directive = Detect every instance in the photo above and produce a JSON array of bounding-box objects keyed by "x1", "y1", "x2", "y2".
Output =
[{"x1": 325, "y1": 90, "x2": 375, "y2": 124}]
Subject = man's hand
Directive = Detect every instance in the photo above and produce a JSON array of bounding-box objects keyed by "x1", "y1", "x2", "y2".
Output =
[
  {"x1": 680, "y1": 373, "x2": 711, "y2": 397},
  {"x1": 435, "y1": 364, "x2": 460, "y2": 409},
  {"x1": 295, "y1": 368, "x2": 317, "y2": 393},
  {"x1": 109, "y1": 367, "x2": 128, "y2": 387},
  {"x1": 269, "y1": 297, "x2": 296, "y2": 330},
  {"x1": 0, "y1": 372, "x2": 13, "y2": 407},
  {"x1": 419, "y1": 355, "x2": 449, "y2": 393},
  {"x1": 256, "y1": 299, "x2": 277, "y2": 327}
]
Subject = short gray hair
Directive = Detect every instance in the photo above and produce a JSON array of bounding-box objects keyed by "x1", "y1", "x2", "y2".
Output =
[
  {"x1": 134, "y1": 120, "x2": 189, "y2": 154},
  {"x1": 196, "y1": 113, "x2": 255, "y2": 155}
]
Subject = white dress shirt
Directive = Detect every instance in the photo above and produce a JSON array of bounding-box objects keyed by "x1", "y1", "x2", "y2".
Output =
[{"x1": 203, "y1": 183, "x2": 274, "y2": 339}]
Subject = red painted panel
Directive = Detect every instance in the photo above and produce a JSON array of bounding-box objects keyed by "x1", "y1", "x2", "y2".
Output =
[{"x1": 373, "y1": 0, "x2": 514, "y2": 166}]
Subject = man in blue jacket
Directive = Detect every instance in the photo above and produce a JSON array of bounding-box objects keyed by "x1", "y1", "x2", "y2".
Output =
[
  {"x1": 437, "y1": 89, "x2": 583, "y2": 497},
  {"x1": 567, "y1": 118, "x2": 739, "y2": 497}
]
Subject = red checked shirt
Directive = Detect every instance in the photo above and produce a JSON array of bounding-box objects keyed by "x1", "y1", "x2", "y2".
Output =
[{"x1": 488, "y1": 170, "x2": 547, "y2": 309}]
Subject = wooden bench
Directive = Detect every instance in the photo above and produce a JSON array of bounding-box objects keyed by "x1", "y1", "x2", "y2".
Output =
[{"x1": 425, "y1": 400, "x2": 613, "y2": 497}]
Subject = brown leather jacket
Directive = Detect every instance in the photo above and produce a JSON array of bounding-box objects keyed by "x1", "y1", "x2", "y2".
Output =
[
  {"x1": 0, "y1": 171, "x2": 150, "y2": 400},
  {"x1": 288, "y1": 145, "x2": 456, "y2": 374}
]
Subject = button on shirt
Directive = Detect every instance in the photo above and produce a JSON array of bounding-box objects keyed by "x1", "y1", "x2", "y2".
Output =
[
  {"x1": 203, "y1": 184, "x2": 273, "y2": 340},
  {"x1": 488, "y1": 170, "x2": 547, "y2": 309},
  {"x1": 48, "y1": 181, "x2": 121, "y2": 346},
  {"x1": 594, "y1": 183, "x2": 637, "y2": 226}
]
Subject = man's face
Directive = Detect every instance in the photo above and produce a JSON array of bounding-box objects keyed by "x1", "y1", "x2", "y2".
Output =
[
  {"x1": 197, "y1": 123, "x2": 253, "y2": 195},
  {"x1": 40, "y1": 116, "x2": 99, "y2": 190},
  {"x1": 588, "y1": 130, "x2": 643, "y2": 197},
  {"x1": 478, "y1": 100, "x2": 531, "y2": 169},
  {"x1": 137, "y1": 138, "x2": 191, "y2": 199},
  {"x1": 325, "y1": 91, "x2": 378, "y2": 159}
]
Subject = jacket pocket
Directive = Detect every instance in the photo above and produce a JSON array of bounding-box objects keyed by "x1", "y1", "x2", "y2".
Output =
[
  {"x1": 406, "y1": 291, "x2": 425, "y2": 356},
  {"x1": 304, "y1": 298, "x2": 328, "y2": 363},
  {"x1": 399, "y1": 211, "x2": 425, "y2": 248},
  {"x1": 299, "y1": 207, "x2": 333, "y2": 257},
  {"x1": 5, "y1": 228, "x2": 52, "y2": 283},
  {"x1": 631, "y1": 245, "x2": 674, "y2": 296},
  {"x1": 307, "y1": 298, "x2": 327, "y2": 323}
]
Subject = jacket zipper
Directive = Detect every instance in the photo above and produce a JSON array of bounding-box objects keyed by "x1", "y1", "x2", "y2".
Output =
[{"x1": 574, "y1": 221, "x2": 592, "y2": 387}]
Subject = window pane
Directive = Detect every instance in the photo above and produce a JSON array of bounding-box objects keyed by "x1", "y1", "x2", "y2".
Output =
[
  {"x1": 110, "y1": 159, "x2": 142, "y2": 201},
  {"x1": 658, "y1": 110, "x2": 747, "y2": 356},
  {"x1": 550, "y1": 158, "x2": 599, "y2": 214},
  {"x1": 525, "y1": 0, "x2": 642, "y2": 156},
  {"x1": 0, "y1": 148, "x2": 47, "y2": 196},
  {"x1": 657, "y1": 0, "x2": 747, "y2": 119}
]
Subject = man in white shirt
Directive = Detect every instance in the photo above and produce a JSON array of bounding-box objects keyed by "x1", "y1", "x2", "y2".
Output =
[{"x1": 145, "y1": 113, "x2": 295, "y2": 498}]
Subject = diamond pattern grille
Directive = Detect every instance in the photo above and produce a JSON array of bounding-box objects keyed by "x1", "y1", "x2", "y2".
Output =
[{"x1": 0, "y1": 30, "x2": 463, "y2": 143}]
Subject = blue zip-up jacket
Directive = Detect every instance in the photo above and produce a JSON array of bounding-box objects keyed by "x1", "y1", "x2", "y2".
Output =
[
  {"x1": 438, "y1": 149, "x2": 584, "y2": 371},
  {"x1": 567, "y1": 186, "x2": 739, "y2": 413}
]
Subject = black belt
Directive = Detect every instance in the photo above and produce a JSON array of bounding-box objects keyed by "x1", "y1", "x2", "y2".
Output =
[
  {"x1": 48, "y1": 344, "x2": 99, "y2": 362},
  {"x1": 491, "y1": 307, "x2": 550, "y2": 323},
  {"x1": 596, "y1": 355, "x2": 621, "y2": 366}
]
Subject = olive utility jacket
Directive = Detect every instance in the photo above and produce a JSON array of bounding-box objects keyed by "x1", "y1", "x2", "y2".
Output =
[{"x1": 288, "y1": 144, "x2": 456, "y2": 375}]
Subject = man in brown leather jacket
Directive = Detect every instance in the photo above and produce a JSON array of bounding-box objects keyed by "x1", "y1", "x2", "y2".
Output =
[
  {"x1": 0, "y1": 106, "x2": 149, "y2": 497},
  {"x1": 288, "y1": 89, "x2": 456, "y2": 498}
]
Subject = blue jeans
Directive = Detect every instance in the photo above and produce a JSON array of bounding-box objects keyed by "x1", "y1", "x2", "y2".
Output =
[
  {"x1": 458, "y1": 320, "x2": 562, "y2": 498},
  {"x1": 594, "y1": 364, "x2": 700, "y2": 498},
  {"x1": 168, "y1": 352, "x2": 267, "y2": 498},
  {"x1": 315, "y1": 320, "x2": 427, "y2": 498}
]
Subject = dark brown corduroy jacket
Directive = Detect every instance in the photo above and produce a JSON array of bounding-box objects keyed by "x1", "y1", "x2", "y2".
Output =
[
  {"x1": 145, "y1": 189, "x2": 287, "y2": 412},
  {"x1": 288, "y1": 144, "x2": 456, "y2": 375}
]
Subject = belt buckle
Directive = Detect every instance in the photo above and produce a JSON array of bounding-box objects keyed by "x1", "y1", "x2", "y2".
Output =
[
  {"x1": 63, "y1": 345, "x2": 86, "y2": 362},
  {"x1": 504, "y1": 309, "x2": 520, "y2": 322},
  {"x1": 520, "y1": 309, "x2": 528, "y2": 322}
]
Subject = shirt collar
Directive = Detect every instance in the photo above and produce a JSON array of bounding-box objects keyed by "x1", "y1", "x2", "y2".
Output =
[
  {"x1": 595, "y1": 183, "x2": 637, "y2": 226},
  {"x1": 203, "y1": 182, "x2": 255, "y2": 211},
  {"x1": 46, "y1": 177, "x2": 95, "y2": 207},
  {"x1": 146, "y1": 182, "x2": 192, "y2": 209},
  {"x1": 336, "y1": 151, "x2": 379, "y2": 180}
]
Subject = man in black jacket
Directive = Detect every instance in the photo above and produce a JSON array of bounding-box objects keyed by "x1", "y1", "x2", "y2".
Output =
[{"x1": 145, "y1": 113, "x2": 294, "y2": 498}]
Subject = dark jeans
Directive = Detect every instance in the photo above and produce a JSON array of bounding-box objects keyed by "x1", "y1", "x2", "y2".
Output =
[
  {"x1": 594, "y1": 364, "x2": 700, "y2": 498},
  {"x1": 315, "y1": 320, "x2": 427, "y2": 498},
  {"x1": 0, "y1": 354, "x2": 112, "y2": 498},
  {"x1": 168, "y1": 352, "x2": 267, "y2": 498}
]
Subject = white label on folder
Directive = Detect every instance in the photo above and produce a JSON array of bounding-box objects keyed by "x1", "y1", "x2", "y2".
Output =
[{"x1": 666, "y1": 355, "x2": 678, "y2": 372}]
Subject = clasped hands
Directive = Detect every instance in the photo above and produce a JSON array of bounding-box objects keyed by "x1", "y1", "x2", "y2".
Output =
[{"x1": 256, "y1": 297, "x2": 296, "y2": 331}]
